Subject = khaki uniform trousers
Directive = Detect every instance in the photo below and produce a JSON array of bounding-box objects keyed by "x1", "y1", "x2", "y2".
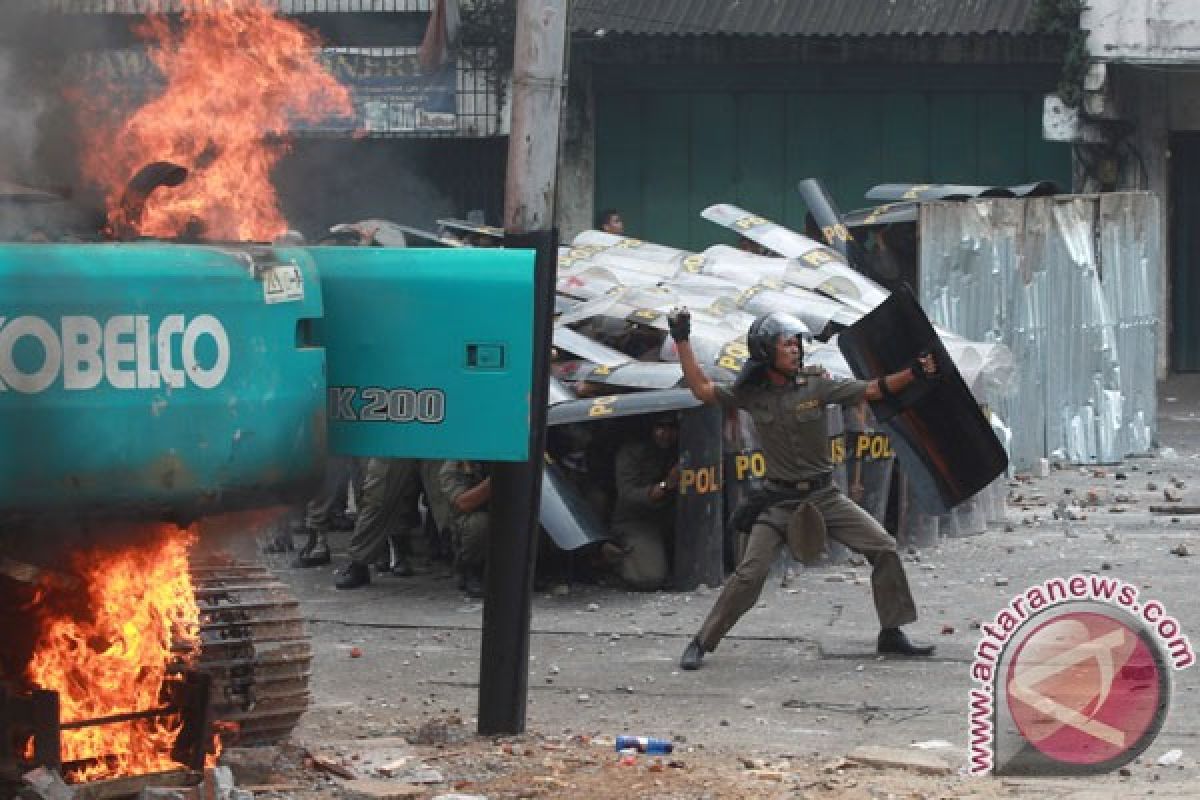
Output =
[
  {"x1": 610, "y1": 519, "x2": 669, "y2": 591},
  {"x1": 697, "y1": 486, "x2": 917, "y2": 651},
  {"x1": 347, "y1": 457, "x2": 422, "y2": 564},
  {"x1": 454, "y1": 510, "x2": 490, "y2": 568},
  {"x1": 304, "y1": 456, "x2": 360, "y2": 531}
]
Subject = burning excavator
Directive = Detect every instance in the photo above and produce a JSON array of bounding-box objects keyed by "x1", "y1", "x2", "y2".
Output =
[{"x1": 0, "y1": 1, "x2": 535, "y2": 791}]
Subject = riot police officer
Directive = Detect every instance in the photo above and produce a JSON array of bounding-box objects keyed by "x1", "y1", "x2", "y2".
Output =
[
  {"x1": 669, "y1": 308, "x2": 937, "y2": 669},
  {"x1": 608, "y1": 415, "x2": 680, "y2": 591}
]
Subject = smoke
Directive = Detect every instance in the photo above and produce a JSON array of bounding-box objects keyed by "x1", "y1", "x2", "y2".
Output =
[
  {"x1": 274, "y1": 137, "x2": 506, "y2": 240},
  {"x1": 0, "y1": 8, "x2": 120, "y2": 239}
]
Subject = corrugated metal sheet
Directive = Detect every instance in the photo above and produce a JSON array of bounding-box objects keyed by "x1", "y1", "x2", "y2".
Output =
[
  {"x1": 919, "y1": 193, "x2": 1160, "y2": 467},
  {"x1": 27, "y1": 0, "x2": 431, "y2": 12},
  {"x1": 572, "y1": 0, "x2": 1038, "y2": 37}
]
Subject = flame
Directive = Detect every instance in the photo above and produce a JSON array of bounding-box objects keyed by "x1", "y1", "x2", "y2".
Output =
[
  {"x1": 24, "y1": 528, "x2": 202, "y2": 783},
  {"x1": 81, "y1": 0, "x2": 352, "y2": 241}
]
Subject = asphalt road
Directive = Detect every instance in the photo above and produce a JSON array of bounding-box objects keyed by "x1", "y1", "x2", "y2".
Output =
[{"x1": 219, "y1": 375, "x2": 1200, "y2": 794}]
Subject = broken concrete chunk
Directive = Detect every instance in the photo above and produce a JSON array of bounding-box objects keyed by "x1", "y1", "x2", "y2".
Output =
[
  {"x1": 846, "y1": 745, "x2": 952, "y2": 775},
  {"x1": 138, "y1": 791, "x2": 197, "y2": 800},
  {"x1": 341, "y1": 780, "x2": 424, "y2": 799},
  {"x1": 22, "y1": 767, "x2": 76, "y2": 800}
]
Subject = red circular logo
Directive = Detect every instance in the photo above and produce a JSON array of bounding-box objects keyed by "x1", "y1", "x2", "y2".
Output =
[{"x1": 1006, "y1": 611, "x2": 1165, "y2": 766}]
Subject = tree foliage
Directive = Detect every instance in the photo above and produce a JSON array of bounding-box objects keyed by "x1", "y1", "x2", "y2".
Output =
[{"x1": 1031, "y1": 0, "x2": 1089, "y2": 108}]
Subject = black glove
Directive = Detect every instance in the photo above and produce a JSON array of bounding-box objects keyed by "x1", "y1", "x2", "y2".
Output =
[
  {"x1": 910, "y1": 351, "x2": 940, "y2": 381},
  {"x1": 667, "y1": 308, "x2": 691, "y2": 342}
]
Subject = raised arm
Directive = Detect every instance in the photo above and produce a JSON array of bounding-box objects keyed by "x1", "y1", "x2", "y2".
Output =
[{"x1": 668, "y1": 309, "x2": 719, "y2": 405}]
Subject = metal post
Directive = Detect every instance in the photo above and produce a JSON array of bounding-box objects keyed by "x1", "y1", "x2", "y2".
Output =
[
  {"x1": 479, "y1": 0, "x2": 568, "y2": 736},
  {"x1": 674, "y1": 406, "x2": 725, "y2": 590},
  {"x1": 30, "y1": 690, "x2": 60, "y2": 772},
  {"x1": 479, "y1": 230, "x2": 556, "y2": 735}
]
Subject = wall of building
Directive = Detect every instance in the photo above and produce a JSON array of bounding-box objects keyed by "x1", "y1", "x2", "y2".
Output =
[
  {"x1": 1085, "y1": 0, "x2": 1200, "y2": 62},
  {"x1": 555, "y1": 63, "x2": 596, "y2": 241}
]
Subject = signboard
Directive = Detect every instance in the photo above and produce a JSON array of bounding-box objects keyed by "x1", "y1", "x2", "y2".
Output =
[{"x1": 308, "y1": 47, "x2": 458, "y2": 134}]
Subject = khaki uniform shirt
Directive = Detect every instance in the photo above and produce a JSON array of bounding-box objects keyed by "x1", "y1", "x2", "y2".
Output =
[
  {"x1": 714, "y1": 368, "x2": 869, "y2": 482},
  {"x1": 611, "y1": 439, "x2": 676, "y2": 528}
]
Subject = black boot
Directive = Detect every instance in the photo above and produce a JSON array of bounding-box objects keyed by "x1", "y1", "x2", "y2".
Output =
[
  {"x1": 290, "y1": 530, "x2": 331, "y2": 568},
  {"x1": 461, "y1": 564, "x2": 485, "y2": 599},
  {"x1": 877, "y1": 627, "x2": 935, "y2": 657},
  {"x1": 335, "y1": 560, "x2": 371, "y2": 590},
  {"x1": 680, "y1": 637, "x2": 705, "y2": 670},
  {"x1": 374, "y1": 535, "x2": 415, "y2": 577}
]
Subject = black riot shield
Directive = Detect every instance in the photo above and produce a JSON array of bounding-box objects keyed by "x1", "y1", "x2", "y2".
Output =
[
  {"x1": 837, "y1": 286, "x2": 1008, "y2": 515},
  {"x1": 674, "y1": 405, "x2": 725, "y2": 590}
]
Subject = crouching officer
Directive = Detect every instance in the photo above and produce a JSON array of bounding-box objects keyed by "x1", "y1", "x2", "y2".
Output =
[
  {"x1": 608, "y1": 415, "x2": 680, "y2": 591},
  {"x1": 669, "y1": 308, "x2": 937, "y2": 669},
  {"x1": 439, "y1": 460, "x2": 491, "y2": 598}
]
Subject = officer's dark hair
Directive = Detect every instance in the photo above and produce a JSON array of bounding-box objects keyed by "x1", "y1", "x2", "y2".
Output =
[{"x1": 597, "y1": 208, "x2": 620, "y2": 228}]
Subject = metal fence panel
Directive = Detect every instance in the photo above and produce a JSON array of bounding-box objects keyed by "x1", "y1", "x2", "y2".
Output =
[{"x1": 919, "y1": 192, "x2": 1159, "y2": 467}]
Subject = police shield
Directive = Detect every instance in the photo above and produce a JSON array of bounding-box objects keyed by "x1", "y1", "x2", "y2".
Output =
[{"x1": 837, "y1": 286, "x2": 1007, "y2": 514}]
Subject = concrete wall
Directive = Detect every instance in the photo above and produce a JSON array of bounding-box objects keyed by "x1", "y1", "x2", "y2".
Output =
[
  {"x1": 555, "y1": 62, "x2": 595, "y2": 242},
  {"x1": 1093, "y1": 66, "x2": 1200, "y2": 378},
  {"x1": 1085, "y1": 0, "x2": 1200, "y2": 62}
]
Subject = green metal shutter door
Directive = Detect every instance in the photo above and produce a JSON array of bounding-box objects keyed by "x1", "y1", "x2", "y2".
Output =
[
  {"x1": 1171, "y1": 133, "x2": 1200, "y2": 371},
  {"x1": 594, "y1": 66, "x2": 1072, "y2": 251}
]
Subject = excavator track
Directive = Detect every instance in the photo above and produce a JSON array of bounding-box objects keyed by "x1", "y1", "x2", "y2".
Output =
[{"x1": 190, "y1": 558, "x2": 312, "y2": 745}]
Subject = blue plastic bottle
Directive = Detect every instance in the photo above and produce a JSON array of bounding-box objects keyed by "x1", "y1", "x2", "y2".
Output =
[{"x1": 615, "y1": 735, "x2": 674, "y2": 754}]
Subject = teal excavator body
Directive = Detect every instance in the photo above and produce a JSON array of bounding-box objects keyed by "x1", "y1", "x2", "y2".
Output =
[{"x1": 0, "y1": 243, "x2": 534, "y2": 523}]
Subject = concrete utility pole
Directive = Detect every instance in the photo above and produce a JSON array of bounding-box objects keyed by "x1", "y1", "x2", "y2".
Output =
[{"x1": 479, "y1": 0, "x2": 568, "y2": 735}]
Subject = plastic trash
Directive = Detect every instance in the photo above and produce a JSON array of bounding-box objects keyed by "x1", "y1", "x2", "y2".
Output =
[{"x1": 615, "y1": 735, "x2": 674, "y2": 754}]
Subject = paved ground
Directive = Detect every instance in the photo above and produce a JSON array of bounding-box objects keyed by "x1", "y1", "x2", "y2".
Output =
[{"x1": 211, "y1": 376, "x2": 1200, "y2": 797}]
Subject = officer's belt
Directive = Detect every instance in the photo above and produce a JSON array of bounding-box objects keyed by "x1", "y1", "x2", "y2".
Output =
[{"x1": 765, "y1": 473, "x2": 832, "y2": 494}]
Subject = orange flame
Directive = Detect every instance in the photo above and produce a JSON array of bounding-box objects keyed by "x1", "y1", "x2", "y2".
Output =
[
  {"x1": 82, "y1": 0, "x2": 352, "y2": 241},
  {"x1": 24, "y1": 528, "x2": 202, "y2": 783}
]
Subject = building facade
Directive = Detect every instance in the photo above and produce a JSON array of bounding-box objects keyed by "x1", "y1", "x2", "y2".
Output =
[{"x1": 560, "y1": 0, "x2": 1073, "y2": 249}]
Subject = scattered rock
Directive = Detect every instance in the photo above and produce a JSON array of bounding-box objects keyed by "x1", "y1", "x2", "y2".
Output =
[
  {"x1": 1115, "y1": 472, "x2": 1127, "y2": 480},
  {"x1": 1148, "y1": 482, "x2": 1159, "y2": 491},
  {"x1": 1165, "y1": 488, "x2": 1184, "y2": 503},
  {"x1": 414, "y1": 719, "x2": 450, "y2": 746},
  {"x1": 21, "y1": 767, "x2": 75, "y2": 800},
  {"x1": 1101, "y1": 562, "x2": 1112, "y2": 570},
  {"x1": 740, "y1": 697, "x2": 757, "y2": 709},
  {"x1": 1156, "y1": 749, "x2": 1183, "y2": 767},
  {"x1": 577, "y1": 694, "x2": 590, "y2": 703},
  {"x1": 1170, "y1": 544, "x2": 1191, "y2": 557},
  {"x1": 940, "y1": 624, "x2": 955, "y2": 635},
  {"x1": 586, "y1": 603, "x2": 600, "y2": 612},
  {"x1": 341, "y1": 779, "x2": 424, "y2": 799},
  {"x1": 1119, "y1": 767, "x2": 1133, "y2": 777},
  {"x1": 994, "y1": 577, "x2": 1009, "y2": 587}
]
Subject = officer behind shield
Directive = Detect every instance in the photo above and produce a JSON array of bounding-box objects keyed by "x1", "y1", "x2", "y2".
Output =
[{"x1": 669, "y1": 308, "x2": 938, "y2": 669}]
